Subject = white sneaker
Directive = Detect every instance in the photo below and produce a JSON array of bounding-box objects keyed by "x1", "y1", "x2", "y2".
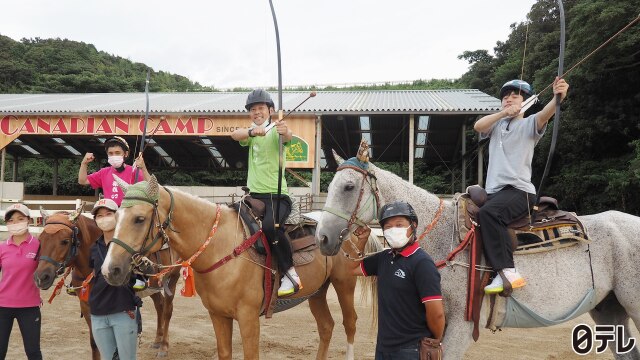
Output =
[
  {"x1": 133, "y1": 278, "x2": 147, "y2": 291},
  {"x1": 484, "y1": 268, "x2": 526, "y2": 294},
  {"x1": 278, "y1": 271, "x2": 302, "y2": 297}
]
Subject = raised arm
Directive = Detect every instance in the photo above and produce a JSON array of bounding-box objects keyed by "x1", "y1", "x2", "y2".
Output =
[
  {"x1": 78, "y1": 152, "x2": 94, "y2": 185},
  {"x1": 535, "y1": 77, "x2": 569, "y2": 131}
]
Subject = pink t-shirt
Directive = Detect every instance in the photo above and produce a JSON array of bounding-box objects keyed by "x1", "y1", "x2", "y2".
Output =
[
  {"x1": 87, "y1": 165, "x2": 143, "y2": 206},
  {"x1": 0, "y1": 234, "x2": 41, "y2": 308}
]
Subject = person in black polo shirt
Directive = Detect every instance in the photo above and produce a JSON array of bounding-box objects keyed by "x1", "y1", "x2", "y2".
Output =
[
  {"x1": 350, "y1": 201, "x2": 445, "y2": 360},
  {"x1": 89, "y1": 199, "x2": 142, "y2": 360}
]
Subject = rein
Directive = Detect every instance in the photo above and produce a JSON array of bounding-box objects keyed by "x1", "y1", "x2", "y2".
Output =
[{"x1": 417, "y1": 198, "x2": 445, "y2": 242}]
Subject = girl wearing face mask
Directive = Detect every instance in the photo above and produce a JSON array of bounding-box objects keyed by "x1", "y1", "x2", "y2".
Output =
[
  {"x1": 347, "y1": 201, "x2": 445, "y2": 360},
  {"x1": 78, "y1": 136, "x2": 151, "y2": 207},
  {"x1": 0, "y1": 204, "x2": 42, "y2": 360},
  {"x1": 88, "y1": 199, "x2": 141, "y2": 360}
]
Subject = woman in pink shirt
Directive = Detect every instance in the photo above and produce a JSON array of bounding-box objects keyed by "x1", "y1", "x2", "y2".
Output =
[
  {"x1": 0, "y1": 204, "x2": 42, "y2": 360},
  {"x1": 78, "y1": 136, "x2": 150, "y2": 206}
]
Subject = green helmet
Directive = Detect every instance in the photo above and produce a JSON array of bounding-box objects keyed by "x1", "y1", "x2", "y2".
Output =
[{"x1": 245, "y1": 89, "x2": 275, "y2": 111}]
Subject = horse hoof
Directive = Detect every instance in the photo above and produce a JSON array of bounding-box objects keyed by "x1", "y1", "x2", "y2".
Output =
[
  {"x1": 156, "y1": 351, "x2": 168, "y2": 358},
  {"x1": 150, "y1": 342, "x2": 161, "y2": 349}
]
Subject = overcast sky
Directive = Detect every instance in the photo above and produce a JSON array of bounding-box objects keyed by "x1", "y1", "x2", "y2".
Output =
[{"x1": 2, "y1": 0, "x2": 536, "y2": 89}]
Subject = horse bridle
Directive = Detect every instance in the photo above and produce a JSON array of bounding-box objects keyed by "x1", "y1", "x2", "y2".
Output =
[
  {"x1": 39, "y1": 221, "x2": 80, "y2": 276},
  {"x1": 110, "y1": 186, "x2": 176, "y2": 266},
  {"x1": 322, "y1": 165, "x2": 381, "y2": 246}
]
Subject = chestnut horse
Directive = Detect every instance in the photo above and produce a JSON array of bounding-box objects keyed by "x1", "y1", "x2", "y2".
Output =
[
  {"x1": 33, "y1": 208, "x2": 180, "y2": 359},
  {"x1": 101, "y1": 175, "x2": 380, "y2": 360}
]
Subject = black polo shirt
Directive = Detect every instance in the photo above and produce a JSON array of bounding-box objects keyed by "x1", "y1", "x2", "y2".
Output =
[
  {"x1": 361, "y1": 242, "x2": 442, "y2": 352},
  {"x1": 88, "y1": 236, "x2": 138, "y2": 316}
]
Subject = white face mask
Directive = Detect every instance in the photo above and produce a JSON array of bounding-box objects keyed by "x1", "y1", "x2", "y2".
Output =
[
  {"x1": 96, "y1": 216, "x2": 116, "y2": 232},
  {"x1": 108, "y1": 155, "x2": 124, "y2": 168},
  {"x1": 7, "y1": 221, "x2": 29, "y2": 236},
  {"x1": 383, "y1": 226, "x2": 412, "y2": 249}
]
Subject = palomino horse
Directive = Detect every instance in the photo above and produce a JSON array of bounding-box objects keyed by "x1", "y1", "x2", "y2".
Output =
[
  {"x1": 316, "y1": 148, "x2": 640, "y2": 360},
  {"x1": 33, "y1": 208, "x2": 181, "y2": 358},
  {"x1": 100, "y1": 175, "x2": 379, "y2": 360}
]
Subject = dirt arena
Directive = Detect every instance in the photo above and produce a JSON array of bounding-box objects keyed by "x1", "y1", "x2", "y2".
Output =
[{"x1": 5, "y1": 280, "x2": 632, "y2": 359}]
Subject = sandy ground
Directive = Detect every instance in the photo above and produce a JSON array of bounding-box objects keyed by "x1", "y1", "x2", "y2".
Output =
[{"x1": 5, "y1": 280, "x2": 636, "y2": 359}]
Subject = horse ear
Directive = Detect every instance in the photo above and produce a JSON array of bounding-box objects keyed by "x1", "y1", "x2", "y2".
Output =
[
  {"x1": 113, "y1": 174, "x2": 130, "y2": 193},
  {"x1": 332, "y1": 149, "x2": 345, "y2": 165},
  {"x1": 40, "y1": 206, "x2": 51, "y2": 223},
  {"x1": 146, "y1": 175, "x2": 159, "y2": 200},
  {"x1": 69, "y1": 203, "x2": 83, "y2": 223},
  {"x1": 356, "y1": 139, "x2": 370, "y2": 163}
]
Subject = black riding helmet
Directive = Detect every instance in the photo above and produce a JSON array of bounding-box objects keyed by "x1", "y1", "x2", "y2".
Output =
[
  {"x1": 379, "y1": 201, "x2": 418, "y2": 228},
  {"x1": 245, "y1": 89, "x2": 275, "y2": 111},
  {"x1": 104, "y1": 136, "x2": 130, "y2": 153}
]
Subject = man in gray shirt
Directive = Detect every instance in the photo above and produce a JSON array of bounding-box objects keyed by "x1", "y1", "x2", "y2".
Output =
[{"x1": 474, "y1": 77, "x2": 569, "y2": 294}]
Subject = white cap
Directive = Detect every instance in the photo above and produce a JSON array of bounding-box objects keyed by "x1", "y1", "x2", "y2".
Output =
[
  {"x1": 5, "y1": 203, "x2": 31, "y2": 221},
  {"x1": 91, "y1": 199, "x2": 119, "y2": 215}
]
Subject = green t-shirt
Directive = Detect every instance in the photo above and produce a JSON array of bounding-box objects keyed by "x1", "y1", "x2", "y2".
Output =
[{"x1": 239, "y1": 127, "x2": 288, "y2": 195}]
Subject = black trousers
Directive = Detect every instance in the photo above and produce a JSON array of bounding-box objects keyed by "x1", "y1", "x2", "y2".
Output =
[
  {"x1": 0, "y1": 306, "x2": 42, "y2": 360},
  {"x1": 252, "y1": 194, "x2": 293, "y2": 274},
  {"x1": 478, "y1": 186, "x2": 535, "y2": 271}
]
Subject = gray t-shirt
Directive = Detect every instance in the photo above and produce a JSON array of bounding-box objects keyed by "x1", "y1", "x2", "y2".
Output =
[{"x1": 480, "y1": 114, "x2": 546, "y2": 194}]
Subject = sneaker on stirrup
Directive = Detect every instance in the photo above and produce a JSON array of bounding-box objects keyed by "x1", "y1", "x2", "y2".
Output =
[
  {"x1": 278, "y1": 269, "x2": 302, "y2": 297},
  {"x1": 484, "y1": 268, "x2": 526, "y2": 294},
  {"x1": 133, "y1": 278, "x2": 147, "y2": 292}
]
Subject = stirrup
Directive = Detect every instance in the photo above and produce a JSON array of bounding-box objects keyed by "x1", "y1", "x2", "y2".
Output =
[{"x1": 279, "y1": 272, "x2": 301, "y2": 297}]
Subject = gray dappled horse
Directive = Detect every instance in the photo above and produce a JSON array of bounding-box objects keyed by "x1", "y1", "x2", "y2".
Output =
[{"x1": 316, "y1": 151, "x2": 640, "y2": 359}]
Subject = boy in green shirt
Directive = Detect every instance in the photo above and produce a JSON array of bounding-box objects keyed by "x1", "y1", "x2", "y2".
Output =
[{"x1": 231, "y1": 89, "x2": 301, "y2": 296}]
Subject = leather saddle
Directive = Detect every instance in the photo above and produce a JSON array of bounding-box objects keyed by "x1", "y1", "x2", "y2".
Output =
[
  {"x1": 463, "y1": 185, "x2": 588, "y2": 252},
  {"x1": 230, "y1": 187, "x2": 317, "y2": 259}
]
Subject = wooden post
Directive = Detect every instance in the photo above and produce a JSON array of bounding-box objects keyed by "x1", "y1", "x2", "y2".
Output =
[
  {"x1": 0, "y1": 148, "x2": 5, "y2": 182},
  {"x1": 409, "y1": 114, "x2": 415, "y2": 184},
  {"x1": 52, "y1": 159, "x2": 59, "y2": 196},
  {"x1": 461, "y1": 122, "x2": 466, "y2": 192},
  {"x1": 12, "y1": 156, "x2": 18, "y2": 182},
  {"x1": 478, "y1": 138, "x2": 484, "y2": 187},
  {"x1": 311, "y1": 115, "x2": 322, "y2": 196}
]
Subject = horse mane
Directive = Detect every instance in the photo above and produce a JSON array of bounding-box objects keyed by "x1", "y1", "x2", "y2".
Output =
[
  {"x1": 164, "y1": 186, "x2": 230, "y2": 213},
  {"x1": 368, "y1": 162, "x2": 441, "y2": 207}
]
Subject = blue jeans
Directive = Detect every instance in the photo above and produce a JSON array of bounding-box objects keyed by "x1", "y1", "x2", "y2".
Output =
[
  {"x1": 375, "y1": 344, "x2": 420, "y2": 360},
  {"x1": 91, "y1": 311, "x2": 138, "y2": 360}
]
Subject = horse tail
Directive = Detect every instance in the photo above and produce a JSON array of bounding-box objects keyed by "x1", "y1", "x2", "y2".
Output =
[{"x1": 358, "y1": 232, "x2": 384, "y2": 331}]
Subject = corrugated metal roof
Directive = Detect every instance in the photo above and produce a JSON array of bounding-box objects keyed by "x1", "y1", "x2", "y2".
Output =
[{"x1": 0, "y1": 90, "x2": 500, "y2": 115}]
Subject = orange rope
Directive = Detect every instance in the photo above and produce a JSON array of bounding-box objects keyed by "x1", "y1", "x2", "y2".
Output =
[
  {"x1": 182, "y1": 204, "x2": 222, "y2": 267},
  {"x1": 148, "y1": 204, "x2": 222, "y2": 280},
  {"x1": 417, "y1": 198, "x2": 445, "y2": 242},
  {"x1": 48, "y1": 267, "x2": 71, "y2": 304}
]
